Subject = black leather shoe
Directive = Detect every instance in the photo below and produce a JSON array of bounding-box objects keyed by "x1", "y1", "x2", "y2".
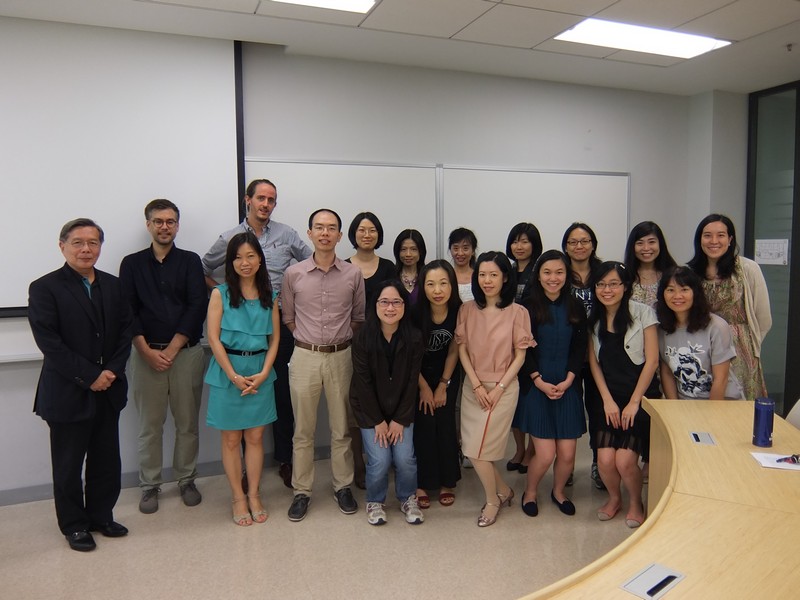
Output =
[
  {"x1": 288, "y1": 494, "x2": 311, "y2": 522},
  {"x1": 506, "y1": 460, "x2": 521, "y2": 472},
  {"x1": 334, "y1": 487, "x2": 358, "y2": 514},
  {"x1": 518, "y1": 464, "x2": 528, "y2": 474},
  {"x1": 551, "y1": 491, "x2": 576, "y2": 516},
  {"x1": 89, "y1": 521, "x2": 129, "y2": 537},
  {"x1": 278, "y1": 463, "x2": 293, "y2": 489},
  {"x1": 521, "y1": 495, "x2": 538, "y2": 517},
  {"x1": 66, "y1": 531, "x2": 96, "y2": 552}
]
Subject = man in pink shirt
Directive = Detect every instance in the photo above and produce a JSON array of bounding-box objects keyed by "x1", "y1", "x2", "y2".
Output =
[{"x1": 281, "y1": 208, "x2": 366, "y2": 521}]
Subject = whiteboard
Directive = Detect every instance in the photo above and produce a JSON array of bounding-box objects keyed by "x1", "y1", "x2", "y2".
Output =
[
  {"x1": 0, "y1": 23, "x2": 237, "y2": 312},
  {"x1": 244, "y1": 159, "x2": 438, "y2": 262},
  {"x1": 442, "y1": 167, "x2": 629, "y2": 262}
]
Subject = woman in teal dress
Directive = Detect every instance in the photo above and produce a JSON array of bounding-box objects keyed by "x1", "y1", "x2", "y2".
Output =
[{"x1": 205, "y1": 232, "x2": 279, "y2": 526}]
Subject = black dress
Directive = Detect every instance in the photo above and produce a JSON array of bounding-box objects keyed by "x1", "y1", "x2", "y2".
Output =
[
  {"x1": 591, "y1": 331, "x2": 658, "y2": 454},
  {"x1": 413, "y1": 310, "x2": 461, "y2": 490}
]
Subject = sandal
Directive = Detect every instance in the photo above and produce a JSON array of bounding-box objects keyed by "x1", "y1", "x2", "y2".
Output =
[
  {"x1": 232, "y1": 497, "x2": 253, "y2": 527},
  {"x1": 478, "y1": 501, "x2": 500, "y2": 527},
  {"x1": 497, "y1": 488, "x2": 515, "y2": 508},
  {"x1": 416, "y1": 493, "x2": 431, "y2": 509},
  {"x1": 439, "y1": 491, "x2": 455, "y2": 506},
  {"x1": 248, "y1": 493, "x2": 269, "y2": 524}
]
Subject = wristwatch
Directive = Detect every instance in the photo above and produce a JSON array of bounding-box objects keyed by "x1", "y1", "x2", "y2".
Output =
[{"x1": 439, "y1": 377, "x2": 451, "y2": 388}]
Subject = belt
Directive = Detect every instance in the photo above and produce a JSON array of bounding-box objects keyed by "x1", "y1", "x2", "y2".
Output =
[
  {"x1": 148, "y1": 341, "x2": 198, "y2": 351},
  {"x1": 294, "y1": 340, "x2": 351, "y2": 353},
  {"x1": 225, "y1": 348, "x2": 267, "y2": 357}
]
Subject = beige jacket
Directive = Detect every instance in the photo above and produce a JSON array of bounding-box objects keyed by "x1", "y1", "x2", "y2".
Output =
[{"x1": 738, "y1": 256, "x2": 772, "y2": 357}]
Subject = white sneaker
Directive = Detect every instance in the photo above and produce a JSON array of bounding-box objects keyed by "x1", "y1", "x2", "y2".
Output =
[
  {"x1": 366, "y1": 502, "x2": 387, "y2": 526},
  {"x1": 400, "y1": 495, "x2": 424, "y2": 525}
]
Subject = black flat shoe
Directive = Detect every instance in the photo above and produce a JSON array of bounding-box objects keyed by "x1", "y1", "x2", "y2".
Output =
[
  {"x1": 521, "y1": 495, "x2": 538, "y2": 517},
  {"x1": 518, "y1": 464, "x2": 528, "y2": 474},
  {"x1": 506, "y1": 460, "x2": 521, "y2": 472},
  {"x1": 551, "y1": 491, "x2": 576, "y2": 516},
  {"x1": 66, "y1": 531, "x2": 96, "y2": 552},
  {"x1": 90, "y1": 521, "x2": 128, "y2": 537}
]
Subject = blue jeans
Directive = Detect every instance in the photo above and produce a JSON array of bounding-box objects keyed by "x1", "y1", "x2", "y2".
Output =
[{"x1": 361, "y1": 424, "x2": 417, "y2": 504}]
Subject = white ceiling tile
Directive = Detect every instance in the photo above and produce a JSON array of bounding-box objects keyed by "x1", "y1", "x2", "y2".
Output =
[
  {"x1": 454, "y1": 4, "x2": 582, "y2": 48},
  {"x1": 678, "y1": 0, "x2": 800, "y2": 42},
  {"x1": 500, "y1": 0, "x2": 616, "y2": 17},
  {"x1": 361, "y1": 0, "x2": 492, "y2": 38},
  {"x1": 144, "y1": 0, "x2": 259, "y2": 13},
  {"x1": 606, "y1": 49, "x2": 684, "y2": 67},
  {"x1": 255, "y1": 0, "x2": 366, "y2": 26},
  {"x1": 595, "y1": 0, "x2": 732, "y2": 29},
  {"x1": 535, "y1": 38, "x2": 616, "y2": 58}
]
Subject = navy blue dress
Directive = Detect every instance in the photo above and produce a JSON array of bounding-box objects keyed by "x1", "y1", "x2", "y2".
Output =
[{"x1": 517, "y1": 300, "x2": 587, "y2": 439}]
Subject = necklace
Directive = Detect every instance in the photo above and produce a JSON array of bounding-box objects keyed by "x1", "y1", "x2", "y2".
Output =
[{"x1": 401, "y1": 272, "x2": 417, "y2": 291}]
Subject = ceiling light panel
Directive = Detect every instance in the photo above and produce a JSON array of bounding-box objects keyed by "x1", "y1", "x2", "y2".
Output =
[
  {"x1": 255, "y1": 0, "x2": 366, "y2": 25},
  {"x1": 555, "y1": 18, "x2": 731, "y2": 59},
  {"x1": 267, "y1": 0, "x2": 374, "y2": 13}
]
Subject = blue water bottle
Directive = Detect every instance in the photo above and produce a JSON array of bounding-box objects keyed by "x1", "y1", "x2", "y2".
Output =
[{"x1": 753, "y1": 397, "x2": 775, "y2": 448}]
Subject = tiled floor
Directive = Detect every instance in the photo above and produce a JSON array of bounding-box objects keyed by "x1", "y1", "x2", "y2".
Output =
[{"x1": 0, "y1": 440, "x2": 639, "y2": 600}]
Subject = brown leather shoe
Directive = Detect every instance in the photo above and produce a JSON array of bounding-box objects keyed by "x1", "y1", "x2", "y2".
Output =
[{"x1": 278, "y1": 463, "x2": 293, "y2": 489}]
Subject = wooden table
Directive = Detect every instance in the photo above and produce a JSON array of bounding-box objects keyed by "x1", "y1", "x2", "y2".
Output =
[{"x1": 522, "y1": 399, "x2": 800, "y2": 599}]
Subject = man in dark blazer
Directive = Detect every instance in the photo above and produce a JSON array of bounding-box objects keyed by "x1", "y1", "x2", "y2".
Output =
[{"x1": 28, "y1": 218, "x2": 134, "y2": 552}]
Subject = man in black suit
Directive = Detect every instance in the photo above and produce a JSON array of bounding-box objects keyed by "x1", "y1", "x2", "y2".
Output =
[{"x1": 28, "y1": 218, "x2": 133, "y2": 552}]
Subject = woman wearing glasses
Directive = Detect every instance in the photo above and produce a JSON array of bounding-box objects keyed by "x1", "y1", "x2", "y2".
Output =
[
  {"x1": 561, "y1": 222, "x2": 604, "y2": 489},
  {"x1": 587, "y1": 262, "x2": 659, "y2": 529},
  {"x1": 350, "y1": 280, "x2": 425, "y2": 526}
]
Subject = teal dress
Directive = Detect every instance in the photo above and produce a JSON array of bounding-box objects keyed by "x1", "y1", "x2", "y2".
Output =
[{"x1": 205, "y1": 285, "x2": 278, "y2": 430}]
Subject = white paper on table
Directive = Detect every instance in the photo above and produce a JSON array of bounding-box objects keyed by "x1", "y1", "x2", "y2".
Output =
[{"x1": 751, "y1": 452, "x2": 800, "y2": 470}]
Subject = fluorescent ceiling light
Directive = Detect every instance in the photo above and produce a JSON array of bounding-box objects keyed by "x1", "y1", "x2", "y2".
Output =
[
  {"x1": 269, "y1": 0, "x2": 374, "y2": 13},
  {"x1": 555, "y1": 18, "x2": 731, "y2": 59}
]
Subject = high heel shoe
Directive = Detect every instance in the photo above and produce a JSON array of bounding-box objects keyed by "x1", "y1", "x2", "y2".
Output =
[
  {"x1": 477, "y1": 502, "x2": 500, "y2": 527},
  {"x1": 232, "y1": 497, "x2": 253, "y2": 527},
  {"x1": 497, "y1": 488, "x2": 515, "y2": 508},
  {"x1": 247, "y1": 493, "x2": 268, "y2": 524}
]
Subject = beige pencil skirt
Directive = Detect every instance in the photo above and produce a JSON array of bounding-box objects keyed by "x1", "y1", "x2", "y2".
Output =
[{"x1": 460, "y1": 379, "x2": 519, "y2": 461}]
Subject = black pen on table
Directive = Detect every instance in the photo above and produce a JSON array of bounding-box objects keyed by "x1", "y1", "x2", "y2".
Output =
[{"x1": 776, "y1": 454, "x2": 800, "y2": 463}]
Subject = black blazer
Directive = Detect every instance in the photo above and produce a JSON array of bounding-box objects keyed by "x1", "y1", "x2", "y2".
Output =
[{"x1": 28, "y1": 264, "x2": 133, "y2": 423}]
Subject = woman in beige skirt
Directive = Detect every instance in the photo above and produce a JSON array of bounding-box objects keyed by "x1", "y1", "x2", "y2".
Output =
[{"x1": 456, "y1": 251, "x2": 534, "y2": 527}]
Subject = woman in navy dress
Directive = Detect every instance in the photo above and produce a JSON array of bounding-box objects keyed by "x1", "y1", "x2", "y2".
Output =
[{"x1": 519, "y1": 250, "x2": 587, "y2": 518}]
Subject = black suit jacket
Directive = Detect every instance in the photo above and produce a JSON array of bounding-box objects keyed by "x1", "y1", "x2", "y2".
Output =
[{"x1": 28, "y1": 264, "x2": 133, "y2": 423}]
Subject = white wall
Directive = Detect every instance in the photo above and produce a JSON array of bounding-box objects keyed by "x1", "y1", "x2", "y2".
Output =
[
  {"x1": 242, "y1": 45, "x2": 747, "y2": 263},
  {"x1": 1, "y1": 22, "x2": 750, "y2": 498}
]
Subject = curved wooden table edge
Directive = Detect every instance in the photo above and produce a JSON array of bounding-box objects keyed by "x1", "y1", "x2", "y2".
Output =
[{"x1": 519, "y1": 398, "x2": 678, "y2": 599}]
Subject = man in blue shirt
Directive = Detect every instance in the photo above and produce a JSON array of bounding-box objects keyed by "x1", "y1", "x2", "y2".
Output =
[
  {"x1": 120, "y1": 199, "x2": 208, "y2": 514},
  {"x1": 202, "y1": 179, "x2": 311, "y2": 489}
]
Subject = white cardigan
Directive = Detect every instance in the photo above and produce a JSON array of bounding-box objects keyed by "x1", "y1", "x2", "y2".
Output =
[
  {"x1": 738, "y1": 256, "x2": 772, "y2": 357},
  {"x1": 591, "y1": 300, "x2": 658, "y2": 365}
]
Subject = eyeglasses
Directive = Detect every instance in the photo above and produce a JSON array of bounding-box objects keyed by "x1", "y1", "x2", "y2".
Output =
[
  {"x1": 566, "y1": 239, "x2": 592, "y2": 248},
  {"x1": 595, "y1": 281, "x2": 623, "y2": 290},
  {"x1": 150, "y1": 218, "x2": 178, "y2": 228},
  {"x1": 377, "y1": 298, "x2": 404, "y2": 308},
  {"x1": 68, "y1": 239, "x2": 101, "y2": 249}
]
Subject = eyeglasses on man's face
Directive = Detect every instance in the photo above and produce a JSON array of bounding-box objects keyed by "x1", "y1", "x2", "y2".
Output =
[{"x1": 149, "y1": 218, "x2": 178, "y2": 228}]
